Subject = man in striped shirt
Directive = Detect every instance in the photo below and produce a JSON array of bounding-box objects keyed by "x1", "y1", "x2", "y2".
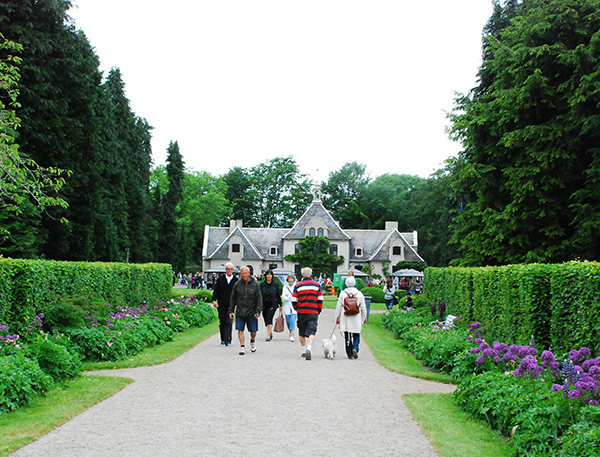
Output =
[{"x1": 292, "y1": 267, "x2": 323, "y2": 361}]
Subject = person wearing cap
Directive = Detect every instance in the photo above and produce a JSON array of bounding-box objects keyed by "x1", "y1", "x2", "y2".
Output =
[{"x1": 335, "y1": 276, "x2": 368, "y2": 359}]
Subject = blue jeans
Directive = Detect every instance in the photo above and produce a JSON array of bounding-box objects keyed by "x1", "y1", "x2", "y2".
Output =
[
  {"x1": 344, "y1": 332, "x2": 360, "y2": 358},
  {"x1": 384, "y1": 299, "x2": 394, "y2": 310}
]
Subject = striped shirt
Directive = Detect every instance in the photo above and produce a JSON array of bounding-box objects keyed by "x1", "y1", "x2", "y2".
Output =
[{"x1": 292, "y1": 278, "x2": 323, "y2": 315}]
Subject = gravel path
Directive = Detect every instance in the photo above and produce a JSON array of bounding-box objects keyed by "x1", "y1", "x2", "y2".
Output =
[{"x1": 12, "y1": 309, "x2": 455, "y2": 457}]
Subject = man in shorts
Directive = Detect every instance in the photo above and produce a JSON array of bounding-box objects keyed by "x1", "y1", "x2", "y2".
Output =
[
  {"x1": 229, "y1": 267, "x2": 262, "y2": 355},
  {"x1": 292, "y1": 267, "x2": 323, "y2": 361}
]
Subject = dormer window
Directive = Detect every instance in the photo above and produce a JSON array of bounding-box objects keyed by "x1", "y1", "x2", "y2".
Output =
[
  {"x1": 317, "y1": 228, "x2": 324, "y2": 237},
  {"x1": 232, "y1": 243, "x2": 240, "y2": 253},
  {"x1": 270, "y1": 246, "x2": 278, "y2": 256},
  {"x1": 393, "y1": 246, "x2": 401, "y2": 256},
  {"x1": 309, "y1": 228, "x2": 316, "y2": 236},
  {"x1": 355, "y1": 247, "x2": 363, "y2": 257}
]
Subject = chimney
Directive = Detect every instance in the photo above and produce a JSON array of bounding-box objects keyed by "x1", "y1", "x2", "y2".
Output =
[
  {"x1": 229, "y1": 219, "x2": 243, "y2": 233},
  {"x1": 385, "y1": 221, "x2": 398, "y2": 231}
]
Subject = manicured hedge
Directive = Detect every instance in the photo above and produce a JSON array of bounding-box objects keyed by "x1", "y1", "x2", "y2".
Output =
[
  {"x1": 425, "y1": 261, "x2": 600, "y2": 355},
  {"x1": 0, "y1": 258, "x2": 172, "y2": 332}
]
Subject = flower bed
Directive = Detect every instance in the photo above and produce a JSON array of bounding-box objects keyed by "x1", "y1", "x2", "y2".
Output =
[
  {"x1": 0, "y1": 294, "x2": 215, "y2": 416},
  {"x1": 382, "y1": 310, "x2": 600, "y2": 455}
]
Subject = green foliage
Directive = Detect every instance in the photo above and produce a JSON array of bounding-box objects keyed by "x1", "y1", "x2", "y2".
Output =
[
  {"x1": 0, "y1": 353, "x2": 53, "y2": 415},
  {"x1": 23, "y1": 335, "x2": 82, "y2": 382},
  {"x1": 284, "y1": 236, "x2": 344, "y2": 277},
  {"x1": 396, "y1": 261, "x2": 428, "y2": 271},
  {"x1": 403, "y1": 325, "x2": 470, "y2": 375},
  {"x1": 426, "y1": 262, "x2": 600, "y2": 355},
  {"x1": 449, "y1": 0, "x2": 600, "y2": 265},
  {"x1": 0, "y1": 33, "x2": 69, "y2": 236},
  {"x1": 0, "y1": 258, "x2": 172, "y2": 332},
  {"x1": 322, "y1": 161, "x2": 370, "y2": 228},
  {"x1": 223, "y1": 157, "x2": 312, "y2": 228},
  {"x1": 360, "y1": 285, "x2": 384, "y2": 303}
]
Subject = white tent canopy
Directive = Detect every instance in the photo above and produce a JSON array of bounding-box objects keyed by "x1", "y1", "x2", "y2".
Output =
[
  {"x1": 339, "y1": 268, "x2": 370, "y2": 277},
  {"x1": 390, "y1": 269, "x2": 424, "y2": 277}
]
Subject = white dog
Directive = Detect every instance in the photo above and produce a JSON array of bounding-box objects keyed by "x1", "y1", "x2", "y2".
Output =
[{"x1": 322, "y1": 334, "x2": 337, "y2": 360}]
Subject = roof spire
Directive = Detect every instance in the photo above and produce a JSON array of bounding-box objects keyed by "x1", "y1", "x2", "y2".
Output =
[{"x1": 312, "y1": 179, "x2": 323, "y2": 202}]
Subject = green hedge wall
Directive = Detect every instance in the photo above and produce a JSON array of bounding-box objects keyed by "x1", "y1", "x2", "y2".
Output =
[
  {"x1": 425, "y1": 262, "x2": 599, "y2": 356},
  {"x1": 0, "y1": 258, "x2": 172, "y2": 331}
]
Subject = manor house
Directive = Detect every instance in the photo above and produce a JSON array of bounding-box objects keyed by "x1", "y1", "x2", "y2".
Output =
[{"x1": 202, "y1": 183, "x2": 424, "y2": 277}]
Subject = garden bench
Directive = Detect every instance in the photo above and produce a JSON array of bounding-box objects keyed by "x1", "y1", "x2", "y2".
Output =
[{"x1": 430, "y1": 314, "x2": 458, "y2": 329}]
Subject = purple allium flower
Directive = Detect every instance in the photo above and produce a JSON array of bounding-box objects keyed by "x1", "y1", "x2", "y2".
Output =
[
  {"x1": 483, "y1": 348, "x2": 496, "y2": 357},
  {"x1": 568, "y1": 390, "x2": 582, "y2": 399},
  {"x1": 470, "y1": 347, "x2": 481, "y2": 355},
  {"x1": 476, "y1": 356, "x2": 486, "y2": 365},
  {"x1": 469, "y1": 322, "x2": 482, "y2": 332},
  {"x1": 475, "y1": 338, "x2": 484, "y2": 345},
  {"x1": 551, "y1": 384, "x2": 562, "y2": 392},
  {"x1": 589, "y1": 400, "x2": 599, "y2": 406},
  {"x1": 0, "y1": 324, "x2": 8, "y2": 331}
]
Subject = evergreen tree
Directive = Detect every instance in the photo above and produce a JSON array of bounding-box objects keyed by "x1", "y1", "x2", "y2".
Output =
[
  {"x1": 158, "y1": 141, "x2": 184, "y2": 269},
  {"x1": 1, "y1": 0, "x2": 104, "y2": 260},
  {"x1": 449, "y1": 0, "x2": 600, "y2": 265}
]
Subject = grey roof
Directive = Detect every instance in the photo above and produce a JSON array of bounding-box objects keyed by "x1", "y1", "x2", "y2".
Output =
[
  {"x1": 204, "y1": 227, "x2": 230, "y2": 259},
  {"x1": 206, "y1": 226, "x2": 263, "y2": 261},
  {"x1": 283, "y1": 201, "x2": 350, "y2": 240},
  {"x1": 346, "y1": 229, "x2": 424, "y2": 263},
  {"x1": 243, "y1": 228, "x2": 288, "y2": 260}
]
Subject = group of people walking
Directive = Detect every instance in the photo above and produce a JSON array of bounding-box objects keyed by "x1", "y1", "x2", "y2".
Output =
[{"x1": 212, "y1": 263, "x2": 368, "y2": 360}]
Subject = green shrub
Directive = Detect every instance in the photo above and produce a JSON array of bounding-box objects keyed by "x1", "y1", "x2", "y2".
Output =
[
  {"x1": 361, "y1": 286, "x2": 384, "y2": 303},
  {"x1": 23, "y1": 334, "x2": 82, "y2": 382},
  {"x1": 0, "y1": 353, "x2": 53, "y2": 414},
  {"x1": 425, "y1": 262, "x2": 600, "y2": 355},
  {"x1": 0, "y1": 258, "x2": 172, "y2": 333}
]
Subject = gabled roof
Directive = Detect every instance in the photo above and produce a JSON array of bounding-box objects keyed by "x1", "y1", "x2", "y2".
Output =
[
  {"x1": 283, "y1": 201, "x2": 350, "y2": 240},
  {"x1": 206, "y1": 226, "x2": 263, "y2": 260},
  {"x1": 346, "y1": 229, "x2": 424, "y2": 263}
]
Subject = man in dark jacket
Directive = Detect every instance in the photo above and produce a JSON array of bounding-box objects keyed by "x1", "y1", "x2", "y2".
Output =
[
  {"x1": 212, "y1": 262, "x2": 238, "y2": 347},
  {"x1": 229, "y1": 266, "x2": 262, "y2": 355}
]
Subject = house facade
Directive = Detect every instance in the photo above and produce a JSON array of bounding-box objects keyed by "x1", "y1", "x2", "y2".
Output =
[{"x1": 202, "y1": 183, "x2": 424, "y2": 277}]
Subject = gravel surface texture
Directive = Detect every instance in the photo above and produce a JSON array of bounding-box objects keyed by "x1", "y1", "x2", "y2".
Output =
[{"x1": 12, "y1": 309, "x2": 455, "y2": 457}]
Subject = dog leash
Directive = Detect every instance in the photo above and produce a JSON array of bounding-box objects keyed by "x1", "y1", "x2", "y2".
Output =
[{"x1": 329, "y1": 322, "x2": 338, "y2": 340}]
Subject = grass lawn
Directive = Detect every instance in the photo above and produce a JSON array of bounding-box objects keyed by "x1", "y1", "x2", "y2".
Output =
[
  {"x1": 403, "y1": 393, "x2": 510, "y2": 457},
  {"x1": 362, "y1": 313, "x2": 512, "y2": 457},
  {"x1": 0, "y1": 376, "x2": 133, "y2": 457}
]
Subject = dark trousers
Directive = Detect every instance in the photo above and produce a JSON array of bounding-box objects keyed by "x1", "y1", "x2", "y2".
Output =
[
  {"x1": 344, "y1": 332, "x2": 360, "y2": 359},
  {"x1": 218, "y1": 304, "x2": 232, "y2": 344}
]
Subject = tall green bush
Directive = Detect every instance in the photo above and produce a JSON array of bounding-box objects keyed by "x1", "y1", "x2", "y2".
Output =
[
  {"x1": 425, "y1": 261, "x2": 600, "y2": 354},
  {"x1": 0, "y1": 258, "x2": 172, "y2": 331}
]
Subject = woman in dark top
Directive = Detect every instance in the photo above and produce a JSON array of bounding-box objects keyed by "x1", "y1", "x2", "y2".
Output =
[{"x1": 260, "y1": 269, "x2": 282, "y2": 341}]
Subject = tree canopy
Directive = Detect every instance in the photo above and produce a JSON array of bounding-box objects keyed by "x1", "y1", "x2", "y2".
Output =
[
  {"x1": 449, "y1": 0, "x2": 600, "y2": 265},
  {"x1": 284, "y1": 236, "x2": 344, "y2": 277}
]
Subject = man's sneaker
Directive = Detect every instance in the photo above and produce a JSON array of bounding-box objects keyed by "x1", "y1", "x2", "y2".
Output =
[
  {"x1": 221, "y1": 341, "x2": 226, "y2": 346},
  {"x1": 239, "y1": 346, "x2": 245, "y2": 355},
  {"x1": 250, "y1": 341, "x2": 257, "y2": 352},
  {"x1": 305, "y1": 349, "x2": 312, "y2": 360},
  {"x1": 226, "y1": 343, "x2": 232, "y2": 348},
  {"x1": 353, "y1": 349, "x2": 358, "y2": 359},
  {"x1": 289, "y1": 336, "x2": 295, "y2": 342}
]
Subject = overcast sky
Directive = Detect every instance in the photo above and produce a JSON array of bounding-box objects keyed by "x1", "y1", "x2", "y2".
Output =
[{"x1": 69, "y1": 0, "x2": 493, "y2": 182}]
